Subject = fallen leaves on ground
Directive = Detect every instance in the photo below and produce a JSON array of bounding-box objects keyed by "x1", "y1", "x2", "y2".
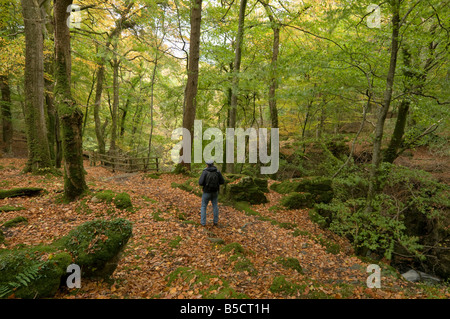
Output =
[{"x1": 0, "y1": 158, "x2": 448, "y2": 299}]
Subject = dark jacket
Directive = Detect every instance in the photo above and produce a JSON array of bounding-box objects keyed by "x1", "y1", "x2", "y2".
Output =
[{"x1": 199, "y1": 165, "x2": 225, "y2": 193}]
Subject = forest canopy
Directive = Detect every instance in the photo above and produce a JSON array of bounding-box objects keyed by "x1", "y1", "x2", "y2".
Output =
[{"x1": 1, "y1": 0, "x2": 447, "y2": 169}]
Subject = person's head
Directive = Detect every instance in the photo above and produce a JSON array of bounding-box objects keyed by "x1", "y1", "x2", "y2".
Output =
[{"x1": 206, "y1": 159, "x2": 214, "y2": 167}]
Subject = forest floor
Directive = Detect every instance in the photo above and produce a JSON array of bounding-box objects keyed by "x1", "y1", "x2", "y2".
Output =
[{"x1": 0, "y1": 158, "x2": 449, "y2": 299}]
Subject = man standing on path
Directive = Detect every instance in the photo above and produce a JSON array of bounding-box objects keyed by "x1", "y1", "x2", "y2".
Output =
[{"x1": 198, "y1": 159, "x2": 225, "y2": 226}]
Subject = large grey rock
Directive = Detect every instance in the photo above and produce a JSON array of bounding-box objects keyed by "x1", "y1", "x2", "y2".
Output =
[{"x1": 401, "y1": 269, "x2": 441, "y2": 284}]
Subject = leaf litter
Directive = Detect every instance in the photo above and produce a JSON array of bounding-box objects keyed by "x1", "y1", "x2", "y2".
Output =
[{"x1": 0, "y1": 158, "x2": 448, "y2": 299}]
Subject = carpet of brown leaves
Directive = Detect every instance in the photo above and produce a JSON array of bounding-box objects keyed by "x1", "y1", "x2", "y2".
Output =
[{"x1": 0, "y1": 158, "x2": 448, "y2": 299}]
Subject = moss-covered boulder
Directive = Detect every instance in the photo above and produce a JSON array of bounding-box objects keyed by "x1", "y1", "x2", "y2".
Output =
[
  {"x1": 270, "y1": 177, "x2": 333, "y2": 204},
  {"x1": 0, "y1": 245, "x2": 72, "y2": 299},
  {"x1": 253, "y1": 178, "x2": 269, "y2": 193},
  {"x1": 269, "y1": 180, "x2": 299, "y2": 194},
  {"x1": 0, "y1": 218, "x2": 133, "y2": 299},
  {"x1": 280, "y1": 192, "x2": 314, "y2": 209},
  {"x1": 93, "y1": 190, "x2": 133, "y2": 211},
  {"x1": 225, "y1": 177, "x2": 268, "y2": 204},
  {"x1": 58, "y1": 218, "x2": 132, "y2": 279},
  {"x1": 113, "y1": 192, "x2": 133, "y2": 210}
]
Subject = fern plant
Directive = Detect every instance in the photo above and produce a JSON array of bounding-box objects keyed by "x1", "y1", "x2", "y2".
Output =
[{"x1": 0, "y1": 262, "x2": 43, "y2": 298}]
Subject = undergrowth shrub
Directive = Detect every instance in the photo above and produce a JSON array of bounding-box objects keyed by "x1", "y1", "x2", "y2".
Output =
[{"x1": 316, "y1": 163, "x2": 449, "y2": 271}]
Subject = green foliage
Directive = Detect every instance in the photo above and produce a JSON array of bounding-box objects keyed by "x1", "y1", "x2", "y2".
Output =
[
  {"x1": 0, "y1": 261, "x2": 42, "y2": 298},
  {"x1": 225, "y1": 177, "x2": 268, "y2": 204},
  {"x1": 0, "y1": 245, "x2": 72, "y2": 299},
  {"x1": 317, "y1": 163, "x2": 449, "y2": 262},
  {"x1": 270, "y1": 177, "x2": 334, "y2": 204},
  {"x1": 309, "y1": 208, "x2": 331, "y2": 229}
]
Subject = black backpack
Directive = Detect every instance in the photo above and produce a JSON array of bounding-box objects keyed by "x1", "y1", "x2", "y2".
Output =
[{"x1": 204, "y1": 171, "x2": 220, "y2": 193}]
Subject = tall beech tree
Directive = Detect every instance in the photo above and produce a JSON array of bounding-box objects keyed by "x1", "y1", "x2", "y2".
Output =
[
  {"x1": 226, "y1": 0, "x2": 247, "y2": 174},
  {"x1": 21, "y1": 0, "x2": 52, "y2": 172},
  {"x1": 53, "y1": 0, "x2": 87, "y2": 200},
  {"x1": 180, "y1": 0, "x2": 202, "y2": 171}
]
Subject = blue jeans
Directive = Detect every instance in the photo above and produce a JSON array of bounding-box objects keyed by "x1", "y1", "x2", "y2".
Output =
[{"x1": 200, "y1": 191, "x2": 219, "y2": 225}]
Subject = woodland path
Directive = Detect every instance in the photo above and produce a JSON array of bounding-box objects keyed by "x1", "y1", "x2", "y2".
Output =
[{"x1": 0, "y1": 158, "x2": 447, "y2": 299}]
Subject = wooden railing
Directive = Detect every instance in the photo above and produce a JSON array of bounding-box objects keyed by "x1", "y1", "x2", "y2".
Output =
[{"x1": 89, "y1": 152, "x2": 159, "y2": 173}]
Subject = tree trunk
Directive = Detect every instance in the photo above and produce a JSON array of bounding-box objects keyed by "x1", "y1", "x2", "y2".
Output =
[
  {"x1": 366, "y1": 0, "x2": 401, "y2": 211},
  {"x1": 180, "y1": 0, "x2": 202, "y2": 170},
  {"x1": 94, "y1": 61, "x2": 106, "y2": 155},
  {"x1": 54, "y1": 0, "x2": 87, "y2": 200},
  {"x1": 383, "y1": 99, "x2": 410, "y2": 164},
  {"x1": 83, "y1": 69, "x2": 97, "y2": 136},
  {"x1": 0, "y1": 75, "x2": 13, "y2": 154},
  {"x1": 261, "y1": 1, "x2": 280, "y2": 129},
  {"x1": 120, "y1": 98, "x2": 129, "y2": 138},
  {"x1": 227, "y1": 0, "x2": 247, "y2": 173},
  {"x1": 110, "y1": 57, "x2": 120, "y2": 154},
  {"x1": 42, "y1": 0, "x2": 61, "y2": 167},
  {"x1": 92, "y1": 2, "x2": 135, "y2": 155},
  {"x1": 384, "y1": 35, "x2": 437, "y2": 164},
  {"x1": 268, "y1": 25, "x2": 280, "y2": 129},
  {"x1": 147, "y1": 55, "x2": 158, "y2": 161},
  {"x1": 21, "y1": 0, "x2": 52, "y2": 172}
]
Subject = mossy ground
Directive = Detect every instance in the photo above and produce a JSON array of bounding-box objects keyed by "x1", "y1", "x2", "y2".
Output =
[
  {"x1": 2, "y1": 216, "x2": 28, "y2": 228},
  {"x1": 0, "y1": 205, "x2": 26, "y2": 212},
  {"x1": 166, "y1": 266, "x2": 249, "y2": 299},
  {"x1": 94, "y1": 190, "x2": 133, "y2": 211}
]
